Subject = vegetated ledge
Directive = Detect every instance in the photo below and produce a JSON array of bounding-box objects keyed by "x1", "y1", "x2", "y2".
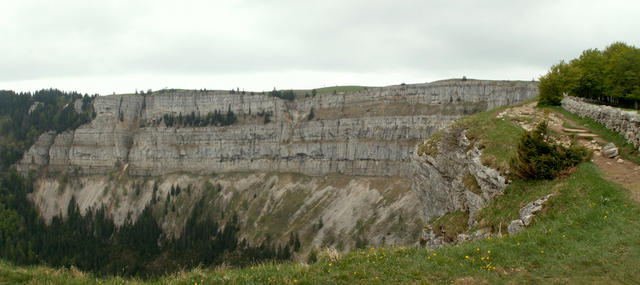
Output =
[{"x1": 410, "y1": 97, "x2": 534, "y2": 241}]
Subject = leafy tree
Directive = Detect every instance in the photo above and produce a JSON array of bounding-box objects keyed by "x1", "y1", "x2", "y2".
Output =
[{"x1": 538, "y1": 42, "x2": 640, "y2": 109}]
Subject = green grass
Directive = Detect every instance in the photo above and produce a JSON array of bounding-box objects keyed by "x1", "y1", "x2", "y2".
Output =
[
  {"x1": 418, "y1": 98, "x2": 534, "y2": 173},
  {"x1": 430, "y1": 211, "x2": 470, "y2": 242},
  {"x1": 550, "y1": 106, "x2": 640, "y2": 165},
  {"x1": 312, "y1": 86, "x2": 370, "y2": 95},
  {"x1": 457, "y1": 101, "x2": 530, "y2": 173},
  {"x1": 3, "y1": 163, "x2": 638, "y2": 284}
]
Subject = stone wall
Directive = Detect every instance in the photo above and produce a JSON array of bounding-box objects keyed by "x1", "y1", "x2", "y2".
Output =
[{"x1": 562, "y1": 96, "x2": 640, "y2": 150}]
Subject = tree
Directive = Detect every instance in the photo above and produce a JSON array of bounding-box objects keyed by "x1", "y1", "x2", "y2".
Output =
[{"x1": 537, "y1": 62, "x2": 567, "y2": 106}]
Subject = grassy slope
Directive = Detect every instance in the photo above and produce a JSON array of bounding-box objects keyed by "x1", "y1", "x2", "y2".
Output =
[{"x1": 3, "y1": 101, "x2": 640, "y2": 284}]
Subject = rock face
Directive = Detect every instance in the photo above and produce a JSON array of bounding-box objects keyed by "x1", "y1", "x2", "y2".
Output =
[
  {"x1": 15, "y1": 79, "x2": 537, "y2": 249},
  {"x1": 411, "y1": 127, "x2": 507, "y2": 226},
  {"x1": 18, "y1": 80, "x2": 537, "y2": 177},
  {"x1": 562, "y1": 96, "x2": 640, "y2": 151}
]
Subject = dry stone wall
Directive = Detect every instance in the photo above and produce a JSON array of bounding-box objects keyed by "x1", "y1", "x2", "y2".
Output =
[
  {"x1": 17, "y1": 80, "x2": 538, "y2": 177},
  {"x1": 562, "y1": 96, "x2": 640, "y2": 150}
]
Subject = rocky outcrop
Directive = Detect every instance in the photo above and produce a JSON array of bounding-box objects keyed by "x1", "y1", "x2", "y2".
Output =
[
  {"x1": 17, "y1": 80, "x2": 537, "y2": 177},
  {"x1": 411, "y1": 127, "x2": 507, "y2": 226},
  {"x1": 562, "y1": 96, "x2": 640, "y2": 150},
  {"x1": 507, "y1": 194, "x2": 553, "y2": 236}
]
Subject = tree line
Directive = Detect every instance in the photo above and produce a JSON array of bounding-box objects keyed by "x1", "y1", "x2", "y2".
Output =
[
  {"x1": 0, "y1": 169, "x2": 300, "y2": 277},
  {"x1": 0, "y1": 89, "x2": 95, "y2": 171},
  {"x1": 539, "y1": 42, "x2": 640, "y2": 109},
  {"x1": 151, "y1": 107, "x2": 238, "y2": 127}
]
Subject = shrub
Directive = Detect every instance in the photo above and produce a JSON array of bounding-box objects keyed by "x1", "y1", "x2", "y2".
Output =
[{"x1": 510, "y1": 121, "x2": 589, "y2": 180}]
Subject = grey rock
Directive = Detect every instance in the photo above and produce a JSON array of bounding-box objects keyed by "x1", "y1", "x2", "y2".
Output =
[
  {"x1": 411, "y1": 128, "x2": 508, "y2": 227},
  {"x1": 420, "y1": 228, "x2": 446, "y2": 248},
  {"x1": 456, "y1": 233, "x2": 471, "y2": 242},
  {"x1": 17, "y1": 80, "x2": 538, "y2": 177},
  {"x1": 602, "y1": 143, "x2": 619, "y2": 158},
  {"x1": 507, "y1": 219, "x2": 525, "y2": 236},
  {"x1": 471, "y1": 227, "x2": 493, "y2": 240},
  {"x1": 508, "y1": 194, "x2": 553, "y2": 235}
]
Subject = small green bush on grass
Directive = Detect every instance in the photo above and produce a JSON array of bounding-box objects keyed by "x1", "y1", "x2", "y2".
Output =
[{"x1": 510, "y1": 121, "x2": 589, "y2": 180}]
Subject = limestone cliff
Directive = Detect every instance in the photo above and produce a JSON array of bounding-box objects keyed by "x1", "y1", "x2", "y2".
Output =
[
  {"x1": 16, "y1": 79, "x2": 537, "y2": 250},
  {"x1": 18, "y1": 80, "x2": 537, "y2": 177}
]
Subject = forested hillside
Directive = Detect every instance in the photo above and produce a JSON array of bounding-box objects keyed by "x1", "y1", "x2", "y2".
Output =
[{"x1": 0, "y1": 89, "x2": 94, "y2": 170}]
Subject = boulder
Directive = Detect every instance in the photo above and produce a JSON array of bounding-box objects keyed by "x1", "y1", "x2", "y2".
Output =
[{"x1": 602, "y1": 143, "x2": 619, "y2": 158}]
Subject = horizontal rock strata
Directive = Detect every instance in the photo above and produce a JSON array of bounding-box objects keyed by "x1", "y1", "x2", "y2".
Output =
[{"x1": 18, "y1": 80, "x2": 538, "y2": 177}]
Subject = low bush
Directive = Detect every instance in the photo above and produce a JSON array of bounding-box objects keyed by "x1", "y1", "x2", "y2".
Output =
[{"x1": 510, "y1": 121, "x2": 589, "y2": 180}]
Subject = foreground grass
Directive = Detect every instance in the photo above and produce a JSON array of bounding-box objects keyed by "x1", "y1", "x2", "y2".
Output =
[{"x1": 3, "y1": 163, "x2": 639, "y2": 284}]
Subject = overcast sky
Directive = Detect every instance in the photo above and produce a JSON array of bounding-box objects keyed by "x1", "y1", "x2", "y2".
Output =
[{"x1": 1, "y1": 0, "x2": 639, "y2": 95}]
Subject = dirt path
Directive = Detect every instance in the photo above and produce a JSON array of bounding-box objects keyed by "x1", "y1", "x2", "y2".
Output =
[
  {"x1": 497, "y1": 102, "x2": 640, "y2": 203},
  {"x1": 556, "y1": 113, "x2": 640, "y2": 203}
]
